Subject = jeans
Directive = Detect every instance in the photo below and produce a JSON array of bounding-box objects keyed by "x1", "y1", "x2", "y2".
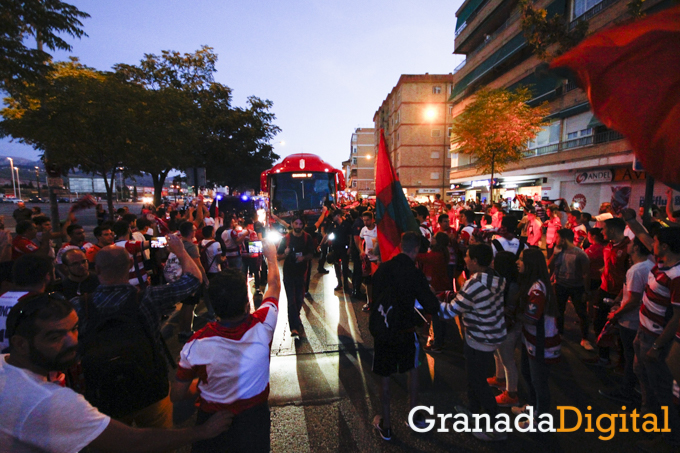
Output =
[
  {"x1": 494, "y1": 322, "x2": 522, "y2": 393},
  {"x1": 521, "y1": 347, "x2": 551, "y2": 416},
  {"x1": 227, "y1": 256, "x2": 243, "y2": 272},
  {"x1": 464, "y1": 343, "x2": 498, "y2": 417},
  {"x1": 554, "y1": 284, "x2": 588, "y2": 339},
  {"x1": 633, "y1": 329, "x2": 680, "y2": 445},
  {"x1": 619, "y1": 326, "x2": 638, "y2": 396},
  {"x1": 192, "y1": 403, "x2": 270, "y2": 453},
  {"x1": 351, "y1": 250, "x2": 363, "y2": 294},
  {"x1": 242, "y1": 257, "x2": 261, "y2": 288},
  {"x1": 284, "y1": 274, "x2": 305, "y2": 330},
  {"x1": 333, "y1": 246, "x2": 350, "y2": 286},
  {"x1": 595, "y1": 289, "x2": 616, "y2": 360}
]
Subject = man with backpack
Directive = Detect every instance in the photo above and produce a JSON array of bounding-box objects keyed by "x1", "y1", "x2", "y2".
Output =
[
  {"x1": 491, "y1": 216, "x2": 528, "y2": 257},
  {"x1": 369, "y1": 232, "x2": 439, "y2": 441},
  {"x1": 74, "y1": 235, "x2": 202, "y2": 428},
  {"x1": 200, "y1": 225, "x2": 224, "y2": 280},
  {"x1": 277, "y1": 217, "x2": 314, "y2": 339}
]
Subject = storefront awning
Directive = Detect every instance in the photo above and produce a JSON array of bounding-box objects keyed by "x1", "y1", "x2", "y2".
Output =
[
  {"x1": 455, "y1": 0, "x2": 486, "y2": 33},
  {"x1": 587, "y1": 114, "x2": 604, "y2": 128}
]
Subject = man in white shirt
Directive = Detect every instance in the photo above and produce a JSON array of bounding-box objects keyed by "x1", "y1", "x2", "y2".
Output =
[
  {"x1": 1, "y1": 294, "x2": 232, "y2": 452},
  {"x1": 359, "y1": 211, "x2": 379, "y2": 312}
]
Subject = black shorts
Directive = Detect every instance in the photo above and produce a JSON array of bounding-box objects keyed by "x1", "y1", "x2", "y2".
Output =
[{"x1": 372, "y1": 332, "x2": 419, "y2": 377}]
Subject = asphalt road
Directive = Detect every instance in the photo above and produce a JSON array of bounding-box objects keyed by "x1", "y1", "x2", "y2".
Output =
[{"x1": 162, "y1": 258, "x2": 656, "y2": 453}]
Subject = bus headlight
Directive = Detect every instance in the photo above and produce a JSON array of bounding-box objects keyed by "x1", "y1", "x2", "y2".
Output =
[{"x1": 328, "y1": 233, "x2": 335, "y2": 241}]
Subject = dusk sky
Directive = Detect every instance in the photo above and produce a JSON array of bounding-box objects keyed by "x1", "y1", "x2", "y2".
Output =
[{"x1": 2, "y1": 0, "x2": 465, "y2": 171}]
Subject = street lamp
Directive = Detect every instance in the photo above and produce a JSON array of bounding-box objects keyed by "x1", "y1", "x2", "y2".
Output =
[
  {"x1": 14, "y1": 167, "x2": 21, "y2": 200},
  {"x1": 35, "y1": 166, "x2": 41, "y2": 198},
  {"x1": 7, "y1": 157, "x2": 16, "y2": 198}
]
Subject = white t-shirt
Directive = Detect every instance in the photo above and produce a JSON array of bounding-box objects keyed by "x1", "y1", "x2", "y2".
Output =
[
  {"x1": 131, "y1": 231, "x2": 150, "y2": 261},
  {"x1": 619, "y1": 258, "x2": 655, "y2": 330},
  {"x1": 0, "y1": 292, "x2": 29, "y2": 352},
  {"x1": 0, "y1": 356, "x2": 110, "y2": 453},
  {"x1": 359, "y1": 226, "x2": 378, "y2": 262},
  {"x1": 491, "y1": 236, "x2": 528, "y2": 257},
  {"x1": 201, "y1": 239, "x2": 223, "y2": 274}
]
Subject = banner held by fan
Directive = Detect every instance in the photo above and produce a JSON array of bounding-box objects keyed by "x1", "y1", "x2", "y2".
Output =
[{"x1": 551, "y1": 5, "x2": 680, "y2": 187}]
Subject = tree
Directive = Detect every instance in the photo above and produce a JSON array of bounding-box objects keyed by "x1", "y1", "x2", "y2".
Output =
[
  {"x1": 450, "y1": 87, "x2": 549, "y2": 202},
  {"x1": 0, "y1": 0, "x2": 89, "y2": 89},
  {"x1": 115, "y1": 46, "x2": 280, "y2": 201},
  {"x1": 0, "y1": 59, "x2": 141, "y2": 215}
]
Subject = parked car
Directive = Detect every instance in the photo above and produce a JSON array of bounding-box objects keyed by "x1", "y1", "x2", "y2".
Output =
[
  {"x1": 4, "y1": 197, "x2": 22, "y2": 204},
  {"x1": 57, "y1": 197, "x2": 71, "y2": 203},
  {"x1": 28, "y1": 196, "x2": 46, "y2": 203}
]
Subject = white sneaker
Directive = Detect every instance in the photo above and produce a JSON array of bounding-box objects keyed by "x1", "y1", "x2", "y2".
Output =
[{"x1": 580, "y1": 339, "x2": 595, "y2": 351}]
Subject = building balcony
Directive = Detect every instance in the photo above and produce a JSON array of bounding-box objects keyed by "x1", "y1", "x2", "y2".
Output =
[{"x1": 523, "y1": 129, "x2": 624, "y2": 157}]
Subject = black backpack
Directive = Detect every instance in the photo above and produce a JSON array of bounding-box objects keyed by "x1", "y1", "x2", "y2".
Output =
[
  {"x1": 369, "y1": 283, "x2": 418, "y2": 343},
  {"x1": 79, "y1": 291, "x2": 169, "y2": 418}
]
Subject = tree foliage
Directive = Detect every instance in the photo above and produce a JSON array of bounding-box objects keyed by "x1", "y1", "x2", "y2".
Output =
[
  {"x1": 0, "y1": 0, "x2": 89, "y2": 89},
  {"x1": 450, "y1": 87, "x2": 550, "y2": 175},
  {"x1": 0, "y1": 59, "x2": 140, "y2": 214},
  {"x1": 519, "y1": 0, "x2": 588, "y2": 61},
  {"x1": 115, "y1": 46, "x2": 280, "y2": 200}
]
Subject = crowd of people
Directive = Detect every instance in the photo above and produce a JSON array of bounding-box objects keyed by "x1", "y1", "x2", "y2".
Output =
[{"x1": 0, "y1": 187, "x2": 678, "y2": 452}]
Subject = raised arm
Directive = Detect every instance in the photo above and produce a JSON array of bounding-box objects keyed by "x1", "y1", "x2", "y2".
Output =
[
  {"x1": 622, "y1": 208, "x2": 654, "y2": 252},
  {"x1": 262, "y1": 239, "x2": 281, "y2": 300},
  {"x1": 167, "y1": 234, "x2": 203, "y2": 283}
]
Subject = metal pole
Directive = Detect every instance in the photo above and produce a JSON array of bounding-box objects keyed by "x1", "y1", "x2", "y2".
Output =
[
  {"x1": 642, "y1": 175, "x2": 655, "y2": 228},
  {"x1": 8, "y1": 158, "x2": 16, "y2": 198},
  {"x1": 15, "y1": 168, "x2": 21, "y2": 200},
  {"x1": 35, "y1": 167, "x2": 41, "y2": 198}
]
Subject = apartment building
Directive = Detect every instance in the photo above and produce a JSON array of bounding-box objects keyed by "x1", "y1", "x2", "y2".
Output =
[
  {"x1": 345, "y1": 127, "x2": 376, "y2": 197},
  {"x1": 373, "y1": 74, "x2": 453, "y2": 201},
  {"x1": 448, "y1": 0, "x2": 676, "y2": 211}
]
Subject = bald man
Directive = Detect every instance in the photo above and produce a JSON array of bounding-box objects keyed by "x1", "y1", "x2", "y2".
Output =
[
  {"x1": 72, "y1": 235, "x2": 203, "y2": 428},
  {"x1": 53, "y1": 249, "x2": 100, "y2": 299}
]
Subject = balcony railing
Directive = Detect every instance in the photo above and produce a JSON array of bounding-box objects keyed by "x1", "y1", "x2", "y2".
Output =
[
  {"x1": 569, "y1": 0, "x2": 620, "y2": 30},
  {"x1": 466, "y1": 9, "x2": 521, "y2": 61},
  {"x1": 523, "y1": 129, "x2": 624, "y2": 157},
  {"x1": 455, "y1": 0, "x2": 492, "y2": 36},
  {"x1": 564, "y1": 79, "x2": 579, "y2": 92},
  {"x1": 454, "y1": 58, "x2": 467, "y2": 73}
]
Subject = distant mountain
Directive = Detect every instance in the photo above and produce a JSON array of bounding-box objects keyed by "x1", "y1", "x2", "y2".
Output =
[{"x1": 0, "y1": 155, "x2": 42, "y2": 167}]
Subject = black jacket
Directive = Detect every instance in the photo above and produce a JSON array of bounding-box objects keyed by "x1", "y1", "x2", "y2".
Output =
[{"x1": 372, "y1": 253, "x2": 439, "y2": 326}]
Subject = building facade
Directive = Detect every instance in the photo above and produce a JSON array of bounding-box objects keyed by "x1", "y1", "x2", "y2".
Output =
[
  {"x1": 448, "y1": 0, "x2": 677, "y2": 212},
  {"x1": 345, "y1": 127, "x2": 376, "y2": 197},
  {"x1": 373, "y1": 74, "x2": 453, "y2": 201}
]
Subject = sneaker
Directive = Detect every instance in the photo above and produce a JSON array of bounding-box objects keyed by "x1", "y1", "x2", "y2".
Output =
[
  {"x1": 362, "y1": 303, "x2": 371, "y2": 312},
  {"x1": 486, "y1": 376, "x2": 507, "y2": 390},
  {"x1": 290, "y1": 329, "x2": 300, "y2": 338},
  {"x1": 405, "y1": 412, "x2": 430, "y2": 430},
  {"x1": 304, "y1": 292, "x2": 313, "y2": 301},
  {"x1": 317, "y1": 268, "x2": 330, "y2": 275},
  {"x1": 496, "y1": 391, "x2": 520, "y2": 407},
  {"x1": 511, "y1": 404, "x2": 528, "y2": 416},
  {"x1": 580, "y1": 339, "x2": 595, "y2": 351},
  {"x1": 599, "y1": 388, "x2": 635, "y2": 404},
  {"x1": 582, "y1": 357, "x2": 611, "y2": 367},
  {"x1": 373, "y1": 416, "x2": 392, "y2": 441},
  {"x1": 472, "y1": 429, "x2": 508, "y2": 441},
  {"x1": 423, "y1": 344, "x2": 442, "y2": 354}
]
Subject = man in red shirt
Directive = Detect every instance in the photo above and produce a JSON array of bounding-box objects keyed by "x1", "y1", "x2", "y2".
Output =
[
  {"x1": 11, "y1": 220, "x2": 51, "y2": 260},
  {"x1": 588, "y1": 217, "x2": 630, "y2": 366}
]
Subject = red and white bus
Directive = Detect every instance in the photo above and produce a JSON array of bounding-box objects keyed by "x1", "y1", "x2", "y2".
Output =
[{"x1": 260, "y1": 153, "x2": 345, "y2": 223}]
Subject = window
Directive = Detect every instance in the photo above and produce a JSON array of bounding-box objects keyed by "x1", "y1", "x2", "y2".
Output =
[
  {"x1": 448, "y1": 127, "x2": 452, "y2": 137},
  {"x1": 351, "y1": 134, "x2": 358, "y2": 143},
  {"x1": 352, "y1": 147, "x2": 357, "y2": 154},
  {"x1": 433, "y1": 86, "x2": 441, "y2": 94},
  {"x1": 432, "y1": 129, "x2": 441, "y2": 137},
  {"x1": 431, "y1": 152, "x2": 440, "y2": 159},
  {"x1": 528, "y1": 121, "x2": 560, "y2": 149},
  {"x1": 352, "y1": 157, "x2": 357, "y2": 165},
  {"x1": 430, "y1": 172, "x2": 440, "y2": 180},
  {"x1": 352, "y1": 180, "x2": 357, "y2": 188},
  {"x1": 397, "y1": 132, "x2": 400, "y2": 142},
  {"x1": 448, "y1": 105, "x2": 454, "y2": 115},
  {"x1": 563, "y1": 112, "x2": 593, "y2": 141},
  {"x1": 573, "y1": 0, "x2": 603, "y2": 19}
]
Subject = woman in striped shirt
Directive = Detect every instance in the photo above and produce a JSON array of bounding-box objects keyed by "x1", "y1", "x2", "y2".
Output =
[{"x1": 514, "y1": 248, "x2": 561, "y2": 424}]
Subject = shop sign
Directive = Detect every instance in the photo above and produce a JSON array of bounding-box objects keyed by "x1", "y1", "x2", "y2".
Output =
[
  {"x1": 418, "y1": 188, "x2": 438, "y2": 194},
  {"x1": 575, "y1": 169, "x2": 613, "y2": 184},
  {"x1": 572, "y1": 194, "x2": 587, "y2": 210},
  {"x1": 613, "y1": 168, "x2": 646, "y2": 182},
  {"x1": 470, "y1": 179, "x2": 489, "y2": 187}
]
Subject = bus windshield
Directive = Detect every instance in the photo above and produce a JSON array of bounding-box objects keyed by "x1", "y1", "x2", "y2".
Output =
[{"x1": 270, "y1": 172, "x2": 336, "y2": 214}]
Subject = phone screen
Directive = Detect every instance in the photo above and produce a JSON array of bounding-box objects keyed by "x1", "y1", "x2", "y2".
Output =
[
  {"x1": 150, "y1": 236, "x2": 167, "y2": 248},
  {"x1": 249, "y1": 241, "x2": 263, "y2": 254}
]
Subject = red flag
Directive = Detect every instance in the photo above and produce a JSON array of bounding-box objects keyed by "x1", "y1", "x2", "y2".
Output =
[
  {"x1": 551, "y1": 5, "x2": 680, "y2": 186},
  {"x1": 375, "y1": 129, "x2": 420, "y2": 262}
]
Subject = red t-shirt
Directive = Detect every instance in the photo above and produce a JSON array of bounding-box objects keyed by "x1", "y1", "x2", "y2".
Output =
[
  {"x1": 416, "y1": 251, "x2": 453, "y2": 292},
  {"x1": 585, "y1": 242, "x2": 605, "y2": 282},
  {"x1": 601, "y1": 237, "x2": 631, "y2": 294}
]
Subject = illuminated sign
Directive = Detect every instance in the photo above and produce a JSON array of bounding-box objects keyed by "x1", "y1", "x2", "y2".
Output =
[
  {"x1": 291, "y1": 173, "x2": 313, "y2": 178},
  {"x1": 471, "y1": 179, "x2": 489, "y2": 187},
  {"x1": 575, "y1": 169, "x2": 613, "y2": 184}
]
